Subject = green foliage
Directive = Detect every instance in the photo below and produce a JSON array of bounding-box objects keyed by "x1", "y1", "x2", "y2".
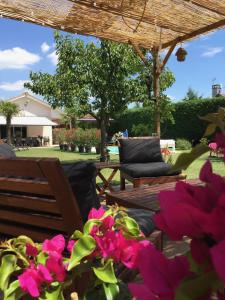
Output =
[
  {"x1": 176, "y1": 139, "x2": 192, "y2": 150},
  {"x1": 131, "y1": 123, "x2": 151, "y2": 136},
  {"x1": 0, "y1": 102, "x2": 20, "y2": 143},
  {"x1": 162, "y1": 97, "x2": 225, "y2": 140},
  {"x1": 183, "y1": 87, "x2": 203, "y2": 101}
]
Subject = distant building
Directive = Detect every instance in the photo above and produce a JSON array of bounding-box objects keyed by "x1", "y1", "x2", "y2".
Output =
[
  {"x1": 0, "y1": 92, "x2": 62, "y2": 145},
  {"x1": 212, "y1": 84, "x2": 222, "y2": 97}
]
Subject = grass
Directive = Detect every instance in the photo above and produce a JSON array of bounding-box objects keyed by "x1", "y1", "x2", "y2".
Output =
[{"x1": 16, "y1": 146, "x2": 225, "y2": 185}]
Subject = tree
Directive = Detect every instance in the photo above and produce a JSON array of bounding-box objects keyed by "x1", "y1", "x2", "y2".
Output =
[
  {"x1": 61, "y1": 106, "x2": 79, "y2": 129},
  {"x1": 25, "y1": 32, "x2": 175, "y2": 160},
  {"x1": 183, "y1": 87, "x2": 203, "y2": 101},
  {"x1": 0, "y1": 102, "x2": 20, "y2": 144}
]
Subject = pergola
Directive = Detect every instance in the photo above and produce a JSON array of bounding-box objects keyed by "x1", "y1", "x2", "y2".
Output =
[{"x1": 1, "y1": 0, "x2": 225, "y2": 135}]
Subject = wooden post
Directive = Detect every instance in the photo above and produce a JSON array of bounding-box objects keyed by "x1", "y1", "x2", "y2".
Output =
[{"x1": 152, "y1": 49, "x2": 161, "y2": 138}]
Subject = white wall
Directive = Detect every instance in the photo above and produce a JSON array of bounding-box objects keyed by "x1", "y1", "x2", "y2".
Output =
[{"x1": 27, "y1": 126, "x2": 53, "y2": 146}]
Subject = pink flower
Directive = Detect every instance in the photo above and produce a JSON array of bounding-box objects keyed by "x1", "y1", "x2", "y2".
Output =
[
  {"x1": 210, "y1": 238, "x2": 225, "y2": 283},
  {"x1": 155, "y1": 161, "x2": 225, "y2": 241},
  {"x1": 46, "y1": 252, "x2": 66, "y2": 282},
  {"x1": 18, "y1": 263, "x2": 52, "y2": 297},
  {"x1": 67, "y1": 240, "x2": 75, "y2": 253},
  {"x1": 215, "y1": 132, "x2": 225, "y2": 162},
  {"x1": 94, "y1": 231, "x2": 118, "y2": 258},
  {"x1": 42, "y1": 234, "x2": 65, "y2": 254},
  {"x1": 26, "y1": 243, "x2": 38, "y2": 257},
  {"x1": 190, "y1": 239, "x2": 211, "y2": 267},
  {"x1": 129, "y1": 244, "x2": 189, "y2": 300},
  {"x1": 88, "y1": 207, "x2": 106, "y2": 220}
]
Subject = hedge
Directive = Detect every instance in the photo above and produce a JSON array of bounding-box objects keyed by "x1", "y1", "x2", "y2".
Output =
[
  {"x1": 162, "y1": 97, "x2": 225, "y2": 141},
  {"x1": 109, "y1": 97, "x2": 225, "y2": 141}
]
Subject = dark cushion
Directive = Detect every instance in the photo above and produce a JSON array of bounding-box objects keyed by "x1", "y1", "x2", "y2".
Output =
[
  {"x1": 120, "y1": 162, "x2": 180, "y2": 178},
  {"x1": 0, "y1": 143, "x2": 16, "y2": 158},
  {"x1": 119, "y1": 138, "x2": 163, "y2": 164},
  {"x1": 126, "y1": 208, "x2": 156, "y2": 236},
  {"x1": 62, "y1": 162, "x2": 100, "y2": 222},
  {"x1": 102, "y1": 204, "x2": 155, "y2": 236}
]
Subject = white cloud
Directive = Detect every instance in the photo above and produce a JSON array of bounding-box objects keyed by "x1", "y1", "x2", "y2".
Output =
[
  {"x1": 202, "y1": 47, "x2": 224, "y2": 58},
  {"x1": 0, "y1": 47, "x2": 40, "y2": 69},
  {"x1": 41, "y1": 42, "x2": 50, "y2": 53},
  {"x1": 48, "y1": 50, "x2": 58, "y2": 65},
  {"x1": 0, "y1": 80, "x2": 30, "y2": 91}
]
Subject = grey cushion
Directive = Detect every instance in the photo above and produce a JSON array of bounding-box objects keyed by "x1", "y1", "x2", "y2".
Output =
[
  {"x1": 126, "y1": 208, "x2": 156, "y2": 236},
  {"x1": 0, "y1": 143, "x2": 16, "y2": 158},
  {"x1": 119, "y1": 138, "x2": 163, "y2": 164},
  {"x1": 62, "y1": 162, "x2": 100, "y2": 222},
  {"x1": 120, "y1": 162, "x2": 179, "y2": 178}
]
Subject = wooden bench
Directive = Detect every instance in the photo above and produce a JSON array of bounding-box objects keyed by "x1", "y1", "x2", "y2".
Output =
[
  {"x1": 0, "y1": 157, "x2": 161, "y2": 250},
  {"x1": 0, "y1": 157, "x2": 83, "y2": 242}
]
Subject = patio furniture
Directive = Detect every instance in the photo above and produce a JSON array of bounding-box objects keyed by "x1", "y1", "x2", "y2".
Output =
[
  {"x1": 95, "y1": 162, "x2": 120, "y2": 195},
  {"x1": 0, "y1": 157, "x2": 161, "y2": 250},
  {"x1": 119, "y1": 138, "x2": 186, "y2": 190},
  {"x1": 106, "y1": 179, "x2": 202, "y2": 212}
]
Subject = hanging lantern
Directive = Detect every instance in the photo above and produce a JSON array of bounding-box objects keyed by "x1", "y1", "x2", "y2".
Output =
[{"x1": 175, "y1": 47, "x2": 188, "y2": 62}]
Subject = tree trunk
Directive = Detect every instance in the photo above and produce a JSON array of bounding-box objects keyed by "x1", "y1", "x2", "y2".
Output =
[
  {"x1": 100, "y1": 118, "x2": 107, "y2": 162},
  {"x1": 152, "y1": 50, "x2": 161, "y2": 138},
  {"x1": 6, "y1": 116, "x2": 12, "y2": 144}
]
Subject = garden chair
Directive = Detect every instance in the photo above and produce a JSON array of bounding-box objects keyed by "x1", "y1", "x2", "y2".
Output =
[
  {"x1": 119, "y1": 138, "x2": 186, "y2": 190},
  {"x1": 0, "y1": 155, "x2": 162, "y2": 250}
]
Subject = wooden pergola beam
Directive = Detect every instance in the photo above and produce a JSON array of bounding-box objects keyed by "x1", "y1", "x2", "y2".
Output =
[
  {"x1": 162, "y1": 18, "x2": 225, "y2": 49},
  {"x1": 130, "y1": 41, "x2": 149, "y2": 67},
  {"x1": 161, "y1": 42, "x2": 177, "y2": 70},
  {"x1": 182, "y1": 0, "x2": 225, "y2": 17},
  {"x1": 72, "y1": 0, "x2": 188, "y2": 35}
]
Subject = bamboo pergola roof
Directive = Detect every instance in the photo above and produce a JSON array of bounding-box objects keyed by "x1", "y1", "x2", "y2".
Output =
[{"x1": 1, "y1": 1, "x2": 225, "y2": 49}]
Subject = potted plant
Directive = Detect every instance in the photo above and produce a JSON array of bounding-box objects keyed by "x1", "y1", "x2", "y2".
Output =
[
  {"x1": 84, "y1": 129, "x2": 93, "y2": 153},
  {"x1": 92, "y1": 129, "x2": 101, "y2": 154},
  {"x1": 57, "y1": 129, "x2": 66, "y2": 151},
  {"x1": 75, "y1": 128, "x2": 85, "y2": 153}
]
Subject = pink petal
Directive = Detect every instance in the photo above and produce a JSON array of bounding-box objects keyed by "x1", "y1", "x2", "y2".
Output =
[
  {"x1": 190, "y1": 239, "x2": 211, "y2": 266},
  {"x1": 42, "y1": 234, "x2": 65, "y2": 254},
  {"x1": 129, "y1": 283, "x2": 156, "y2": 300},
  {"x1": 38, "y1": 264, "x2": 53, "y2": 283},
  {"x1": 67, "y1": 240, "x2": 75, "y2": 253},
  {"x1": 88, "y1": 207, "x2": 105, "y2": 220},
  {"x1": 26, "y1": 243, "x2": 38, "y2": 257},
  {"x1": 46, "y1": 252, "x2": 66, "y2": 282},
  {"x1": 200, "y1": 160, "x2": 213, "y2": 183},
  {"x1": 211, "y1": 238, "x2": 225, "y2": 283}
]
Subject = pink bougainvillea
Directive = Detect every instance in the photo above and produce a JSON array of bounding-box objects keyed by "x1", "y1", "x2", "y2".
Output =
[{"x1": 129, "y1": 243, "x2": 189, "y2": 300}]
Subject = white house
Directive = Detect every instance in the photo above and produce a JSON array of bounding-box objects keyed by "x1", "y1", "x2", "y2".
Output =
[{"x1": 0, "y1": 92, "x2": 62, "y2": 146}]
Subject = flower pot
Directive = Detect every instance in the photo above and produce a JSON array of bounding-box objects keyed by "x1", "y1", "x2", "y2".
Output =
[
  {"x1": 95, "y1": 145, "x2": 100, "y2": 154},
  {"x1": 78, "y1": 145, "x2": 85, "y2": 153},
  {"x1": 70, "y1": 144, "x2": 76, "y2": 152},
  {"x1": 59, "y1": 144, "x2": 64, "y2": 151},
  {"x1": 85, "y1": 145, "x2": 91, "y2": 153},
  {"x1": 63, "y1": 144, "x2": 70, "y2": 151}
]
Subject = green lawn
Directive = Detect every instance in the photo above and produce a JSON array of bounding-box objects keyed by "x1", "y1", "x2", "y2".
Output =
[{"x1": 16, "y1": 147, "x2": 225, "y2": 185}]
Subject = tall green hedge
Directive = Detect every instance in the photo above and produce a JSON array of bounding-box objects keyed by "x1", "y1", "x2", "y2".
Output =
[
  {"x1": 109, "y1": 107, "x2": 154, "y2": 136},
  {"x1": 162, "y1": 97, "x2": 225, "y2": 141},
  {"x1": 109, "y1": 97, "x2": 225, "y2": 140}
]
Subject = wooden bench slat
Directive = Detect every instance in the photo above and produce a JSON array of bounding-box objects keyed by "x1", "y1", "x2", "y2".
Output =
[
  {"x1": 0, "y1": 222, "x2": 60, "y2": 242},
  {"x1": 0, "y1": 194, "x2": 60, "y2": 214},
  {"x1": 0, "y1": 159, "x2": 45, "y2": 178},
  {"x1": 0, "y1": 210, "x2": 66, "y2": 231},
  {"x1": 0, "y1": 178, "x2": 53, "y2": 196}
]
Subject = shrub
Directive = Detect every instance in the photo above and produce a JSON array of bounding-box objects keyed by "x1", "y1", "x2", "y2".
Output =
[
  {"x1": 131, "y1": 123, "x2": 151, "y2": 136},
  {"x1": 176, "y1": 138, "x2": 192, "y2": 150}
]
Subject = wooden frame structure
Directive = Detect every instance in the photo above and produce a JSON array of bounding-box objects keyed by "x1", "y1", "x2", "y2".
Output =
[{"x1": 0, "y1": 1, "x2": 225, "y2": 137}]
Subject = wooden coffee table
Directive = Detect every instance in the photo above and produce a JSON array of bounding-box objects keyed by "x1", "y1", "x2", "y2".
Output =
[{"x1": 106, "y1": 179, "x2": 202, "y2": 211}]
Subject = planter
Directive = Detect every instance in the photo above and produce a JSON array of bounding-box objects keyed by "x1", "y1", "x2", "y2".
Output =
[
  {"x1": 70, "y1": 143, "x2": 76, "y2": 152},
  {"x1": 78, "y1": 145, "x2": 85, "y2": 153},
  {"x1": 95, "y1": 145, "x2": 100, "y2": 154},
  {"x1": 59, "y1": 144, "x2": 64, "y2": 151},
  {"x1": 85, "y1": 145, "x2": 92, "y2": 153},
  {"x1": 63, "y1": 144, "x2": 69, "y2": 151}
]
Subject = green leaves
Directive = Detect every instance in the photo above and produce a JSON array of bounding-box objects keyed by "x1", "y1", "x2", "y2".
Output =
[
  {"x1": 117, "y1": 216, "x2": 141, "y2": 237},
  {"x1": 201, "y1": 107, "x2": 225, "y2": 135},
  {"x1": 103, "y1": 283, "x2": 119, "y2": 300},
  {"x1": 93, "y1": 259, "x2": 117, "y2": 284},
  {"x1": 0, "y1": 254, "x2": 17, "y2": 291},
  {"x1": 68, "y1": 235, "x2": 96, "y2": 271},
  {"x1": 171, "y1": 143, "x2": 209, "y2": 172}
]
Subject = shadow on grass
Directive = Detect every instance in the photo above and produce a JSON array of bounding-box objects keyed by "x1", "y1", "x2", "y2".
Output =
[{"x1": 208, "y1": 156, "x2": 224, "y2": 162}]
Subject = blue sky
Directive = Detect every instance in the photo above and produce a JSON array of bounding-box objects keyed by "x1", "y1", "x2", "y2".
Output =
[{"x1": 0, "y1": 18, "x2": 225, "y2": 102}]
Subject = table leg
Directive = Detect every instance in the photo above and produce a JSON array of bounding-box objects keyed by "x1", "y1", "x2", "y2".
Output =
[{"x1": 97, "y1": 168, "x2": 119, "y2": 195}]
